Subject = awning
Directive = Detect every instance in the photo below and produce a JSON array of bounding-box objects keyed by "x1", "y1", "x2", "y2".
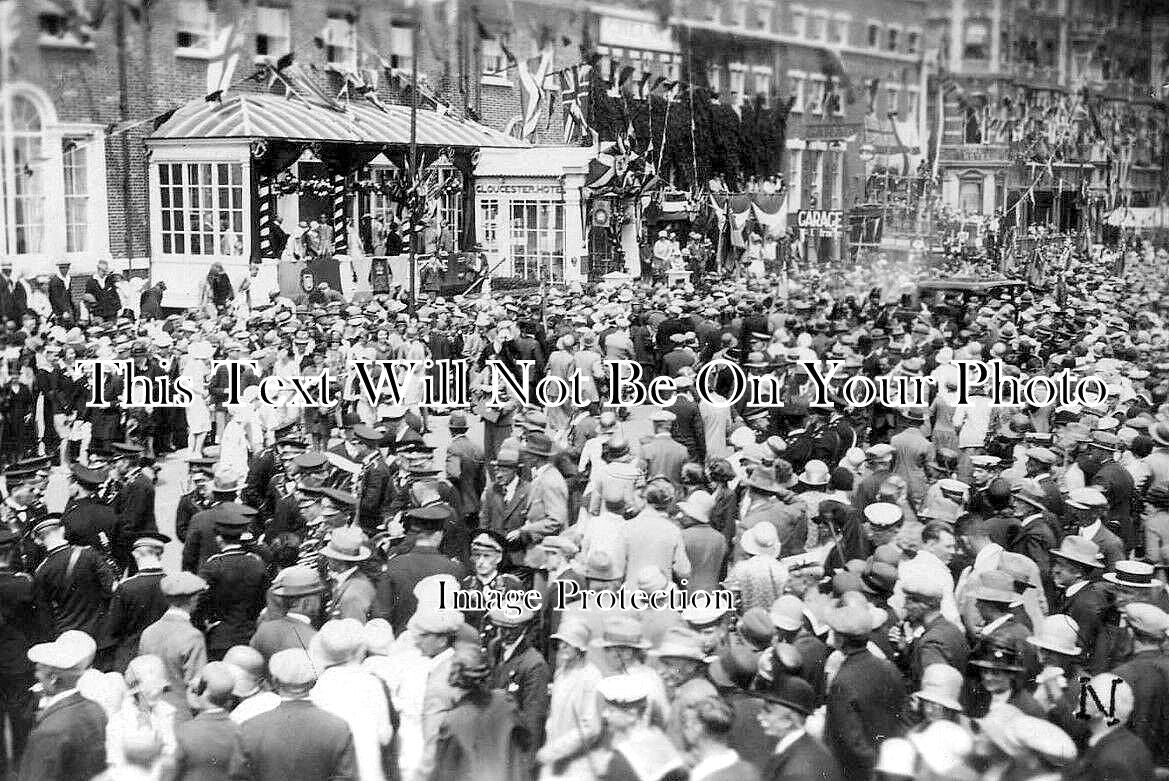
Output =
[{"x1": 147, "y1": 93, "x2": 529, "y2": 149}]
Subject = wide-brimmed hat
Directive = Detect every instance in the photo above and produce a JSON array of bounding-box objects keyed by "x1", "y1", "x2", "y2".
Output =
[
  {"x1": 321, "y1": 527, "x2": 371, "y2": 562},
  {"x1": 1048, "y1": 536, "x2": 1104, "y2": 569},
  {"x1": 595, "y1": 615, "x2": 650, "y2": 649},
  {"x1": 973, "y1": 570, "x2": 1017, "y2": 604},
  {"x1": 647, "y1": 626, "x2": 709, "y2": 662},
  {"x1": 1150, "y1": 420, "x2": 1169, "y2": 446},
  {"x1": 914, "y1": 662, "x2": 964, "y2": 711},
  {"x1": 970, "y1": 642, "x2": 1025, "y2": 672},
  {"x1": 744, "y1": 464, "x2": 784, "y2": 494},
  {"x1": 210, "y1": 468, "x2": 244, "y2": 493},
  {"x1": 1026, "y1": 614, "x2": 1081, "y2": 656},
  {"x1": 741, "y1": 521, "x2": 780, "y2": 557}
]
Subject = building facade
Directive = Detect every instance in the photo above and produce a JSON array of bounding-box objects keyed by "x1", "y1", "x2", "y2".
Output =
[
  {"x1": 2, "y1": 0, "x2": 1167, "y2": 292},
  {"x1": 928, "y1": 0, "x2": 1169, "y2": 236}
]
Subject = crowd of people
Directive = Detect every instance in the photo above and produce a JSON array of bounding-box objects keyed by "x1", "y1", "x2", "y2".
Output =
[{"x1": 4, "y1": 234, "x2": 1169, "y2": 780}]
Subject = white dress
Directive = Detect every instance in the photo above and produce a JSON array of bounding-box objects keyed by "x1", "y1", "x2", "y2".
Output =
[{"x1": 181, "y1": 358, "x2": 212, "y2": 435}]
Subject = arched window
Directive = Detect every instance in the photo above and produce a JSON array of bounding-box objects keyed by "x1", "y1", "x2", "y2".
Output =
[
  {"x1": 0, "y1": 84, "x2": 107, "y2": 268},
  {"x1": 3, "y1": 94, "x2": 46, "y2": 255}
]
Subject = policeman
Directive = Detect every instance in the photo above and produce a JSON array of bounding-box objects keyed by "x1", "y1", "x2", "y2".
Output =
[
  {"x1": 111, "y1": 443, "x2": 157, "y2": 572},
  {"x1": 176, "y1": 457, "x2": 216, "y2": 543},
  {"x1": 373, "y1": 504, "x2": 466, "y2": 634},
  {"x1": 195, "y1": 510, "x2": 267, "y2": 661},
  {"x1": 461, "y1": 532, "x2": 523, "y2": 630},
  {"x1": 0, "y1": 528, "x2": 49, "y2": 775},
  {"x1": 60, "y1": 463, "x2": 118, "y2": 568},
  {"x1": 101, "y1": 531, "x2": 170, "y2": 672}
]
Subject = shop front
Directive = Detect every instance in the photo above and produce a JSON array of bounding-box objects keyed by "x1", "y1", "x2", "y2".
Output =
[
  {"x1": 145, "y1": 93, "x2": 526, "y2": 308},
  {"x1": 473, "y1": 146, "x2": 595, "y2": 284}
]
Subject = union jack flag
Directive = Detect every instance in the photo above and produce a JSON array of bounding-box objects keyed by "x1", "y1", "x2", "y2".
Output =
[{"x1": 559, "y1": 64, "x2": 592, "y2": 143}]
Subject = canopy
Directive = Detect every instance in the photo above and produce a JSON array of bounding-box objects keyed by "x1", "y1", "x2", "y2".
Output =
[{"x1": 147, "y1": 93, "x2": 529, "y2": 149}]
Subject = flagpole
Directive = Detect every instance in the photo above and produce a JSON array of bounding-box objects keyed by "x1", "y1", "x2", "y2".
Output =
[
  {"x1": 408, "y1": 11, "x2": 419, "y2": 315},
  {"x1": 0, "y1": 1, "x2": 15, "y2": 258}
]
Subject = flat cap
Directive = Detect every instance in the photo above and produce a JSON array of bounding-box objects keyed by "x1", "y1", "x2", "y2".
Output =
[
  {"x1": 407, "y1": 608, "x2": 465, "y2": 635},
  {"x1": 900, "y1": 571, "x2": 943, "y2": 599},
  {"x1": 269, "y1": 648, "x2": 317, "y2": 687},
  {"x1": 160, "y1": 572, "x2": 208, "y2": 597},
  {"x1": 1066, "y1": 487, "x2": 1108, "y2": 509},
  {"x1": 27, "y1": 630, "x2": 97, "y2": 670},
  {"x1": 1123, "y1": 603, "x2": 1169, "y2": 637}
]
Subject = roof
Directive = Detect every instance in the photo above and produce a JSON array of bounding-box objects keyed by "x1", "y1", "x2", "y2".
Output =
[{"x1": 147, "y1": 93, "x2": 528, "y2": 149}]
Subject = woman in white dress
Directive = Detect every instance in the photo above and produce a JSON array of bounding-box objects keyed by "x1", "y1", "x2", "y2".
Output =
[
  {"x1": 183, "y1": 342, "x2": 213, "y2": 457},
  {"x1": 218, "y1": 390, "x2": 261, "y2": 478}
]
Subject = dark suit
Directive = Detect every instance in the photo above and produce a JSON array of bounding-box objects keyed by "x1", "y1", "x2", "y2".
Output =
[
  {"x1": 101, "y1": 567, "x2": 167, "y2": 672},
  {"x1": 374, "y1": 544, "x2": 467, "y2": 634},
  {"x1": 61, "y1": 496, "x2": 119, "y2": 557},
  {"x1": 1092, "y1": 463, "x2": 1136, "y2": 550},
  {"x1": 487, "y1": 641, "x2": 550, "y2": 752},
  {"x1": 823, "y1": 647, "x2": 906, "y2": 779},
  {"x1": 356, "y1": 457, "x2": 392, "y2": 534},
  {"x1": 197, "y1": 547, "x2": 267, "y2": 657},
  {"x1": 47, "y1": 275, "x2": 76, "y2": 321},
  {"x1": 1113, "y1": 649, "x2": 1169, "y2": 764},
  {"x1": 1057, "y1": 581, "x2": 1108, "y2": 673},
  {"x1": 175, "y1": 709, "x2": 240, "y2": 781},
  {"x1": 83, "y1": 273, "x2": 121, "y2": 320},
  {"x1": 669, "y1": 392, "x2": 705, "y2": 462},
  {"x1": 445, "y1": 434, "x2": 485, "y2": 522},
  {"x1": 763, "y1": 731, "x2": 846, "y2": 781},
  {"x1": 113, "y1": 469, "x2": 158, "y2": 564},
  {"x1": 139, "y1": 283, "x2": 166, "y2": 320},
  {"x1": 0, "y1": 275, "x2": 27, "y2": 322},
  {"x1": 183, "y1": 503, "x2": 228, "y2": 573},
  {"x1": 32, "y1": 543, "x2": 114, "y2": 637},
  {"x1": 228, "y1": 699, "x2": 356, "y2": 781},
  {"x1": 18, "y1": 691, "x2": 106, "y2": 781},
  {"x1": 1063, "y1": 726, "x2": 1155, "y2": 781},
  {"x1": 907, "y1": 614, "x2": 969, "y2": 687}
]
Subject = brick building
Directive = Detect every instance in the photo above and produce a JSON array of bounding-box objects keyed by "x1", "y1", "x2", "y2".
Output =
[{"x1": 927, "y1": 0, "x2": 1169, "y2": 236}]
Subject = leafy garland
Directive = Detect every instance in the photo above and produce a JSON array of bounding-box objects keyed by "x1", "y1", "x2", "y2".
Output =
[
  {"x1": 274, "y1": 172, "x2": 336, "y2": 197},
  {"x1": 586, "y1": 82, "x2": 792, "y2": 192}
]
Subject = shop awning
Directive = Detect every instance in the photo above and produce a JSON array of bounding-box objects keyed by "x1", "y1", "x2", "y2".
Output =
[{"x1": 147, "y1": 93, "x2": 529, "y2": 149}]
